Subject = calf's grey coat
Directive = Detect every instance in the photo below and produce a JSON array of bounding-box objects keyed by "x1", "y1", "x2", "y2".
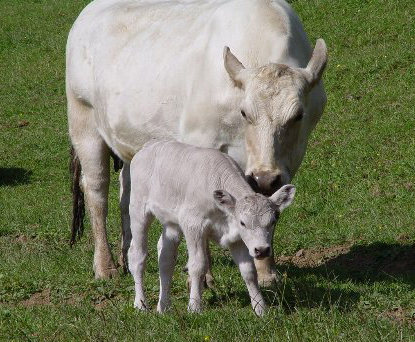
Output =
[{"x1": 128, "y1": 140, "x2": 295, "y2": 315}]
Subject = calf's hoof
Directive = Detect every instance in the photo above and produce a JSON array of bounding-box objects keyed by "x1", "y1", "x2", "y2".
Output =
[
  {"x1": 134, "y1": 300, "x2": 149, "y2": 311},
  {"x1": 253, "y1": 303, "x2": 267, "y2": 317},
  {"x1": 187, "y1": 300, "x2": 203, "y2": 313}
]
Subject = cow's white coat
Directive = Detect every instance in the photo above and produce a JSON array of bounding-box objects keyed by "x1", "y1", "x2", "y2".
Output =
[{"x1": 66, "y1": 0, "x2": 327, "y2": 280}]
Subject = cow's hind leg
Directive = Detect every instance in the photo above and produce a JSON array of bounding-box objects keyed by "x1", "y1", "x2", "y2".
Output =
[
  {"x1": 118, "y1": 163, "x2": 131, "y2": 273},
  {"x1": 68, "y1": 93, "x2": 117, "y2": 279},
  {"x1": 157, "y1": 224, "x2": 182, "y2": 313},
  {"x1": 186, "y1": 242, "x2": 214, "y2": 290}
]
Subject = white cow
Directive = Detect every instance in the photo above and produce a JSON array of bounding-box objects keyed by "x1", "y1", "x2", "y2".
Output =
[
  {"x1": 128, "y1": 140, "x2": 296, "y2": 315},
  {"x1": 67, "y1": 0, "x2": 327, "y2": 282}
]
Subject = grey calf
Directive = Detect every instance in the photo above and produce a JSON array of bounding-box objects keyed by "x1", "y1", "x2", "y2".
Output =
[{"x1": 128, "y1": 140, "x2": 296, "y2": 315}]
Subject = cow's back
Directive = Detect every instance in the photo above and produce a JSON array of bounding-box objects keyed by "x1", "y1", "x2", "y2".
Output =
[{"x1": 67, "y1": 0, "x2": 314, "y2": 161}]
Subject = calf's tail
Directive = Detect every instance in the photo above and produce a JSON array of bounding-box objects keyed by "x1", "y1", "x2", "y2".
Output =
[{"x1": 69, "y1": 146, "x2": 85, "y2": 246}]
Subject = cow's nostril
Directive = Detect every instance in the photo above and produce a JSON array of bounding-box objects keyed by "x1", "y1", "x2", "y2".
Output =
[
  {"x1": 270, "y1": 174, "x2": 282, "y2": 190},
  {"x1": 264, "y1": 247, "x2": 271, "y2": 257},
  {"x1": 254, "y1": 247, "x2": 271, "y2": 258},
  {"x1": 246, "y1": 174, "x2": 259, "y2": 192}
]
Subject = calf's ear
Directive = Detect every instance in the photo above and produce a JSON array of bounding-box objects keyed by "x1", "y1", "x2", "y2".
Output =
[
  {"x1": 223, "y1": 46, "x2": 246, "y2": 89},
  {"x1": 213, "y1": 190, "x2": 236, "y2": 215},
  {"x1": 270, "y1": 185, "x2": 296, "y2": 212}
]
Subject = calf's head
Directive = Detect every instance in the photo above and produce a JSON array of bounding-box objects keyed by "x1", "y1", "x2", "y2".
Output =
[
  {"x1": 224, "y1": 39, "x2": 327, "y2": 196},
  {"x1": 213, "y1": 185, "x2": 295, "y2": 259}
]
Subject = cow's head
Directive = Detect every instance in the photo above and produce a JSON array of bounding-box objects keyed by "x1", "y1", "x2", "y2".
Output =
[
  {"x1": 224, "y1": 39, "x2": 327, "y2": 195},
  {"x1": 213, "y1": 185, "x2": 295, "y2": 259}
]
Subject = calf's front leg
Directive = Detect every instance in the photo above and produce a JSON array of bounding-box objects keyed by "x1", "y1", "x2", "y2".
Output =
[
  {"x1": 229, "y1": 240, "x2": 267, "y2": 316},
  {"x1": 157, "y1": 224, "x2": 182, "y2": 313}
]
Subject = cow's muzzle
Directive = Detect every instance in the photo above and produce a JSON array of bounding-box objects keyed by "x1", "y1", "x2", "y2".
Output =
[
  {"x1": 253, "y1": 246, "x2": 271, "y2": 260},
  {"x1": 246, "y1": 171, "x2": 284, "y2": 196}
]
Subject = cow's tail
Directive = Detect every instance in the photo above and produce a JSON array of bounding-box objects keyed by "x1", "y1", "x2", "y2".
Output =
[{"x1": 69, "y1": 146, "x2": 85, "y2": 246}]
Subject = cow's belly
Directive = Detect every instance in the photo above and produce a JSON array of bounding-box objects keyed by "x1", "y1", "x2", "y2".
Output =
[{"x1": 94, "y1": 92, "x2": 183, "y2": 161}]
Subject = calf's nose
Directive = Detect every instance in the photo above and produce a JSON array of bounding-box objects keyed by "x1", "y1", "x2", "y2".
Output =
[{"x1": 254, "y1": 246, "x2": 271, "y2": 259}]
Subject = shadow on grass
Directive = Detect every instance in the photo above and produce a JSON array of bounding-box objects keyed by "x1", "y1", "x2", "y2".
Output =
[
  {"x1": 208, "y1": 242, "x2": 415, "y2": 313},
  {"x1": 205, "y1": 278, "x2": 360, "y2": 314},
  {"x1": 0, "y1": 167, "x2": 32, "y2": 186},
  {"x1": 278, "y1": 242, "x2": 415, "y2": 285}
]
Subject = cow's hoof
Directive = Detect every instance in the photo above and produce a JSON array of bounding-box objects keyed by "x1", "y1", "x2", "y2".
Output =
[
  {"x1": 157, "y1": 301, "x2": 171, "y2": 313},
  {"x1": 94, "y1": 267, "x2": 119, "y2": 280},
  {"x1": 187, "y1": 274, "x2": 215, "y2": 291},
  {"x1": 257, "y1": 272, "x2": 281, "y2": 288},
  {"x1": 117, "y1": 254, "x2": 129, "y2": 274},
  {"x1": 204, "y1": 273, "x2": 215, "y2": 289}
]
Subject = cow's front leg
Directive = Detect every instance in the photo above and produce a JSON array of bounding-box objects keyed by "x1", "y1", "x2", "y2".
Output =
[
  {"x1": 229, "y1": 240, "x2": 267, "y2": 316},
  {"x1": 119, "y1": 163, "x2": 132, "y2": 273},
  {"x1": 157, "y1": 224, "x2": 182, "y2": 313},
  {"x1": 184, "y1": 230, "x2": 208, "y2": 313},
  {"x1": 254, "y1": 243, "x2": 279, "y2": 287}
]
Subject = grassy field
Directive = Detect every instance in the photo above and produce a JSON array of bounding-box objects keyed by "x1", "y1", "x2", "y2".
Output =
[{"x1": 1, "y1": 0, "x2": 414, "y2": 340}]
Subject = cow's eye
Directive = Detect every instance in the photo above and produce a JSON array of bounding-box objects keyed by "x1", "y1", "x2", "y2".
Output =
[
  {"x1": 293, "y1": 109, "x2": 304, "y2": 122},
  {"x1": 241, "y1": 110, "x2": 247, "y2": 119},
  {"x1": 240, "y1": 221, "x2": 246, "y2": 226}
]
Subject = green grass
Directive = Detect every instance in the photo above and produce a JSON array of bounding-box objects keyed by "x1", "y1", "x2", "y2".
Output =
[{"x1": 1, "y1": 0, "x2": 415, "y2": 340}]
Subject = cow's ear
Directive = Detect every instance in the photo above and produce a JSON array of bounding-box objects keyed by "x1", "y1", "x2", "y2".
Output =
[
  {"x1": 302, "y1": 39, "x2": 327, "y2": 88},
  {"x1": 270, "y1": 185, "x2": 296, "y2": 212},
  {"x1": 223, "y1": 46, "x2": 246, "y2": 89},
  {"x1": 213, "y1": 190, "x2": 236, "y2": 215}
]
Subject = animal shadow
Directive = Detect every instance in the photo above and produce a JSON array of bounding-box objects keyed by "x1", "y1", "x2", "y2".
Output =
[
  {"x1": 278, "y1": 242, "x2": 415, "y2": 284},
  {"x1": 274, "y1": 242, "x2": 415, "y2": 312},
  {"x1": 208, "y1": 242, "x2": 415, "y2": 313},
  {"x1": 0, "y1": 167, "x2": 32, "y2": 186},
  {"x1": 321, "y1": 242, "x2": 415, "y2": 284}
]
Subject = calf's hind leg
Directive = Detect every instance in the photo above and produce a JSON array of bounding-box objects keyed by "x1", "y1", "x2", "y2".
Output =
[
  {"x1": 128, "y1": 200, "x2": 153, "y2": 310},
  {"x1": 183, "y1": 227, "x2": 208, "y2": 313},
  {"x1": 68, "y1": 92, "x2": 117, "y2": 279}
]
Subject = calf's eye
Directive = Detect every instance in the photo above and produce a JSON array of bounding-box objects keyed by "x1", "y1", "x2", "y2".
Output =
[
  {"x1": 241, "y1": 110, "x2": 247, "y2": 119},
  {"x1": 240, "y1": 221, "x2": 246, "y2": 226}
]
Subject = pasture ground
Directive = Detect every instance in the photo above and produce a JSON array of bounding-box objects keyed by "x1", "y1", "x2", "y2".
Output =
[{"x1": 1, "y1": 0, "x2": 414, "y2": 341}]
